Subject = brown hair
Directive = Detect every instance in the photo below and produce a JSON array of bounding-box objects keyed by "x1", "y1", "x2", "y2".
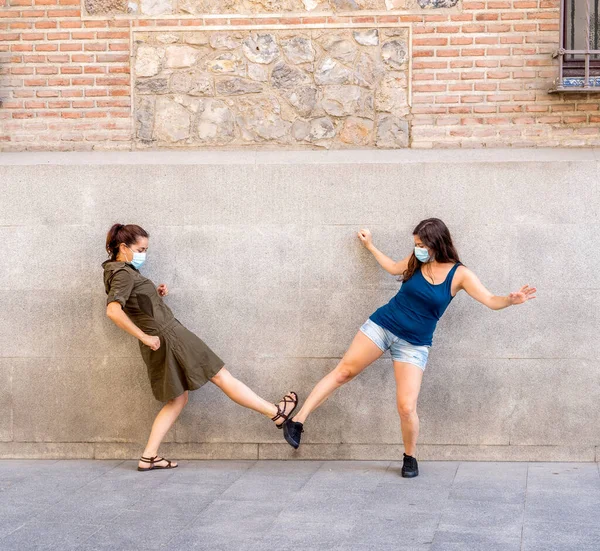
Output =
[
  {"x1": 402, "y1": 218, "x2": 461, "y2": 281},
  {"x1": 105, "y1": 224, "x2": 149, "y2": 261}
]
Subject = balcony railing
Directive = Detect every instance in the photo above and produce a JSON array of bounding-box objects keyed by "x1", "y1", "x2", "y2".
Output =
[{"x1": 550, "y1": 0, "x2": 600, "y2": 92}]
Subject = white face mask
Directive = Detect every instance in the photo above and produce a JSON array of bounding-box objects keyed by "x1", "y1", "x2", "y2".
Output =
[
  {"x1": 126, "y1": 245, "x2": 146, "y2": 269},
  {"x1": 414, "y1": 246, "x2": 431, "y2": 263}
]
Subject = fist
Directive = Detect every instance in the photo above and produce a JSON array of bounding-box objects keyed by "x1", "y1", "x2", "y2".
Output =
[
  {"x1": 157, "y1": 283, "x2": 168, "y2": 297},
  {"x1": 143, "y1": 335, "x2": 161, "y2": 351},
  {"x1": 357, "y1": 228, "x2": 373, "y2": 248}
]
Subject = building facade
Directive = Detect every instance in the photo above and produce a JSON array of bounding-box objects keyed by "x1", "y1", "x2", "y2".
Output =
[{"x1": 1, "y1": 0, "x2": 599, "y2": 150}]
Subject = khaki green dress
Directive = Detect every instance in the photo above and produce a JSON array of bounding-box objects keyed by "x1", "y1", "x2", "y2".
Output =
[{"x1": 102, "y1": 260, "x2": 224, "y2": 402}]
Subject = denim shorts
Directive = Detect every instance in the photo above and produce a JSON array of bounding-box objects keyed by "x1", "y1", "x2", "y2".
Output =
[{"x1": 359, "y1": 319, "x2": 430, "y2": 371}]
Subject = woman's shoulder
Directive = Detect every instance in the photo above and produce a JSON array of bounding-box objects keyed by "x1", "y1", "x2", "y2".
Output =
[
  {"x1": 102, "y1": 260, "x2": 139, "y2": 282},
  {"x1": 452, "y1": 263, "x2": 473, "y2": 286},
  {"x1": 103, "y1": 260, "x2": 130, "y2": 273}
]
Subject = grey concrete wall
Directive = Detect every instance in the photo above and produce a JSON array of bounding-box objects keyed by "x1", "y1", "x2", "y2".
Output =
[{"x1": 1, "y1": 149, "x2": 599, "y2": 461}]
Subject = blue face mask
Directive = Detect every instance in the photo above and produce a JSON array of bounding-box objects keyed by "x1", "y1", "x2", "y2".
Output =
[
  {"x1": 414, "y1": 246, "x2": 431, "y2": 263},
  {"x1": 127, "y1": 245, "x2": 146, "y2": 270}
]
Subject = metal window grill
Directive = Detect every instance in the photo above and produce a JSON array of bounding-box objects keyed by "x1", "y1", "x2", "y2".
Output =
[{"x1": 550, "y1": 0, "x2": 600, "y2": 92}]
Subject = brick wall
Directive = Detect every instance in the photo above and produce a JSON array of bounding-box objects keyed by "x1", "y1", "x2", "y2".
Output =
[{"x1": 1, "y1": 0, "x2": 599, "y2": 150}]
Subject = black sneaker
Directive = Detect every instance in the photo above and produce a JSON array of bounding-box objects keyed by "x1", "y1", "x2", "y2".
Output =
[
  {"x1": 283, "y1": 419, "x2": 304, "y2": 449},
  {"x1": 401, "y1": 453, "x2": 419, "y2": 478}
]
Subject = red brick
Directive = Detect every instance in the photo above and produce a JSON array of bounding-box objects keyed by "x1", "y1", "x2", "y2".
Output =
[
  {"x1": 71, "y1": 54, "x2": 93, "y2": 62},
  {"x1": 84, "y1": 43, "x2": 107, "y2": 51},
  {"x1": 96, "y1": 31, "x2": 129, "y2": 39},
  {"x1": 22, "y1": 32, "x2": 45, "y2": 40},
  {"x1": 96, "y1": 54, "x2": 128, "y2": 62},
  {"x1": 451, "y1": 37, "x2": 474, "y2": 45},
  {"x1": 72, "y1": 32, "x2": 95, "y2": 39},
  {"x1": 36, "y1": 66, "x2": 59, "y2": 74},
  {"x1": 462, "y1": 25, "x2": 486, "y2": 33},
  {"x1": 60, "y1": 66, "x2": 82, "y2": 74},
  {"x1": 437, "y1": 25, "x2": 461, "y2": 34},
  {"x1": 36, "y1": 89, "x2": 58, "y2": 97},
  {"x1": 59, "y1": 43, "x2": 82, "y2": 51},
  {"x1": 476, "y1": 13, "x2": 498, "y2": 21},
  {"x1": 71, "y1": 77, "x2": 94, "y2": 85},
  {"x1": 414, "y1": 37, "x2": 448, "y2": 46},
  {"x1": 180, "y1": 19, "x2": 206, "y2": 26},
  {"x1": 24, "y1": 78, "x2": 46, "y2": 85},
  {"x1": 10, "y1": 22, "x2": 32, "y2": 29},
  {"x1": 46, "y1": 8, "x2": 79, "y2": 16}
]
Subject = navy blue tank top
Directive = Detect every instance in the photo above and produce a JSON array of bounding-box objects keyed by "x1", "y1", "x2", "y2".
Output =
[{"x1": 369, "y1": 262, "x2": 462, "y2": 346}]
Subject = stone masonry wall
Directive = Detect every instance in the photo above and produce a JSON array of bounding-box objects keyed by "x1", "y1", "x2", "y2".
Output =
[
  {"x1": 1, "y1": 0, "x2": 599, "y2": 150},
  {"x1": 133, "y1": 28, "x2": 409, "y2": 148}
]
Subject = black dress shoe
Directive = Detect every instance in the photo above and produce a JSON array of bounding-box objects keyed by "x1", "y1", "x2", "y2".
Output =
[
  {"x1": 401, "y1": 453, "x2": 419, "y2": 478},
  {"x1": 283, "y1": 419, "x2": 304, "y2": 449}
]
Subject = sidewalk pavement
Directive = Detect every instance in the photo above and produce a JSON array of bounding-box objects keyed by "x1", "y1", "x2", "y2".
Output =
[{"x1": 1, "y1": 459, "x2": 599, "y2": 550}]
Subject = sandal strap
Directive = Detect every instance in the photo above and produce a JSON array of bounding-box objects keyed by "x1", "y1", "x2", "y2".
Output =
[
  {"x1": 271, "y1": 404, "x2": 285, "y2": 423},
  {"x1": 140, "y1": 455, "x2": 172, "y2": 467},
  {"x1": 271, "y1": 392, "x2": 298, "y2": 423},
  {"x1": 140, "y1": 455, "x2": 157, "y2": 463}
]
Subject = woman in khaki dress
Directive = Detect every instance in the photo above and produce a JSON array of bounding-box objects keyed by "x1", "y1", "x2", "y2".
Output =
[{"x1": 103, "y1": 223, "x2": 298, "y2": 472}]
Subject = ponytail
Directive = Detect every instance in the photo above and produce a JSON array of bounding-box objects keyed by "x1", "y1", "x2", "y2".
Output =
[{"x1": 105, "y1": 223, "x2": 149, "y2": 261}]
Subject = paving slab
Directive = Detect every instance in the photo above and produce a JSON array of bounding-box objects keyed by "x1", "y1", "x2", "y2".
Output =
[{"x1": 0, "y1": 459, "x2": 598, "y2": 550}]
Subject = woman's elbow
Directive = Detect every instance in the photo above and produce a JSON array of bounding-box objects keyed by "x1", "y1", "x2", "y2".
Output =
[{"x1": 106, "y1": 303, "x2": 121, "y2": 319}]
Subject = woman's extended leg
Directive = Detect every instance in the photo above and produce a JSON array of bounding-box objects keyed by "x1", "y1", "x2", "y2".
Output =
[
  {"x1": 138, "y1": 390, "x2": 189, "y2": 470},
  {"x1": 393, "y1": 361, "x2": 424, "y2": 457},
  {"x1": 210, "y1": 367, "x2": 282, "y2": 421},
  {"x1": 292, "y1": 331, "x2": 384, "y2": 424}
]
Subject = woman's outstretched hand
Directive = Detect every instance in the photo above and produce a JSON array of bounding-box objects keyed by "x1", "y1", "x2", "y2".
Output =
[
  {"x1": 357, "y1": 228, "x2": 373, "y2": 249},
  {"x1": 508, "y1": 285, "x2": 537, "y2": 305},
  {"x1": 157, "y1": 283, "x2": 168, "y2": 297}
]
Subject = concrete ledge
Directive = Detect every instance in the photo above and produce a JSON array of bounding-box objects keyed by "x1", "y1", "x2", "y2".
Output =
[
  {"x1": 1, "y1": 148, "x2": 599, "y2": 165},
  {"x1": 259, "y1": 444, "x2": 599, "y2": 461},
  {"x1": 1, "y1": 443, "x2": 597, "y2": 461}
]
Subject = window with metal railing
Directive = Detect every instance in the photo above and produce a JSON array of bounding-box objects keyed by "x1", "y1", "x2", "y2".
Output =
[{"x1": 550, "y1": 0, "x2": 600, "y2": 92}]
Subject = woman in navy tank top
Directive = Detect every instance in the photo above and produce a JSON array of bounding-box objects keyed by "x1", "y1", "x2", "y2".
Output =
[{"x1": 283, "y1": 218, "x2": 536, "y2": 478}]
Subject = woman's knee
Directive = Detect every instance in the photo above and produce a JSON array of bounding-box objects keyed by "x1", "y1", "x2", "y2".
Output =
[
  {"x1": 170, "y1": 390, "x2": 189, "y2": 407},
  {"x1": 210, "y1": 366, "x2": 228, "y2": 385},
  {"x1": 334, "y1": 361, "x2": 358, "y2": 385},
  {"x1": 397, "y1": 399, "x2": 417, "y2": 418}
]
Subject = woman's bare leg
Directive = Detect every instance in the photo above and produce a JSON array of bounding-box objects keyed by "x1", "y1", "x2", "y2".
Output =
[
  {"x1": 138, "y1": 390, "x2": 189, "y2": 469},
  {"x1": 211, "y1": 367, "x2": 279, "y2": 419},
  {"x1": 293, "y1": 331, "x2": 384, "y2": 424},
  {"x1": 393, "y1": 361, "x2": 424, "y2": 457}
]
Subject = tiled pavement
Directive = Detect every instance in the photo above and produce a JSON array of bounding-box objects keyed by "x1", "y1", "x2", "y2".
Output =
[{"x1": 1, "y1": 459, "x2": 599, "y2": 550}]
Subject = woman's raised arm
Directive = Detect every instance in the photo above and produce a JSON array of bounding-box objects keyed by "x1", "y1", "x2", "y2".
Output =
[
  {"x1": 358, "y1": 228, "x2": 411, "y2": 276},
  {"x1": 458, "y1": 267, "x2": 536, "y2": 310}
]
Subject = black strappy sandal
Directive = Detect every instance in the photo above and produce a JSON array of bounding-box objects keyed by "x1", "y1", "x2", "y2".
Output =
[
  {"x1": 137, "y1": 455, "x2": 178, "y2": 472},
  {"x1": 271, "y1": 391, "x2": 299, "y2": 429}
]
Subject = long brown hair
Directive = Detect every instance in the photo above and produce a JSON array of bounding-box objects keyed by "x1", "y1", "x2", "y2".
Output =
[
  {"x1": 402, "y1": 218, "x2": 461, "y2": 281},
  {"x1": 105, "y1": 223, "x2": 149, "y2": 261}
]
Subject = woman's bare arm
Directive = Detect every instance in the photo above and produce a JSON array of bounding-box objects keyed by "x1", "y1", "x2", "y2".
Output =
[
  {"x1": 458, "y1": 267, "x2": 536, "y2": 310},
  {"x1": 106, "y1": 302, "x2": 159, "y2": 349},
  {"x1": 369, "y1": 246, "x2": 411, "y2": 276},
  {"x1": 357, "y1": 228, "x2": 411, "y2": 276}
]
